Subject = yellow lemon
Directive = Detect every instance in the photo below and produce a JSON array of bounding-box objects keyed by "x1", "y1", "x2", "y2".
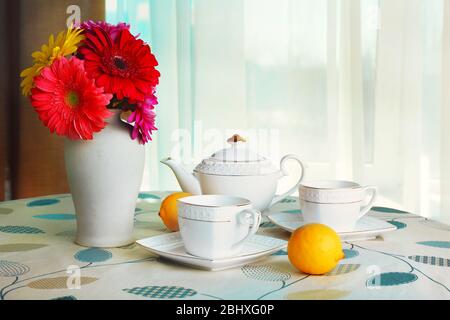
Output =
[
  {"x1": 287, "y1": 223, "x2": 345, "y2": 275},
  {"x1": 159, "y1": 192, "x2": 192, "y2": 232}
]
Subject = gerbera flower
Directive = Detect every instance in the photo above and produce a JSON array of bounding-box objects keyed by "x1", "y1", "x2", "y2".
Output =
[
  {"x1": 126, "y1": 94, "x2": 158, "y2": 144},
  {"x1": 20, "y1": 27, "x2": 85, "y2": 96},
  {"x1": 79, "y1": 27, "x2": 160, "y2": 101},
  {"x1": 30, "y1": 57, "x2": 113, "y2": 140},
  {"x1": 81, "y1": 20, "x2": 130, "y2": 41}
]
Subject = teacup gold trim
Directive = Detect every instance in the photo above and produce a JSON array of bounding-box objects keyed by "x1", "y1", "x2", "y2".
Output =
[
  {"x1": 300, "y1": 180, "x2": 360, "y2": 190},
  {"x1": 178, "y1": 195, "x2": 251, "y2": 208},
  {"x1": 179, "y1": 216, "x2": 231, "y2": 223},
  {"x1": 300, "y1": 199, "x2": 362, "y2": 205},
  {"x1": 179, "y1": 202, "x2": 250, "y2": 208}
]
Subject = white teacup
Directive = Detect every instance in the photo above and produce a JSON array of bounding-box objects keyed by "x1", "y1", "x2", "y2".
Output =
[
  {"x1": 177, "y1": 195, "x2": 262, "y2": 259},
  {"x1": 299, "y1": 180, "x2": 377, "y2": 232}
]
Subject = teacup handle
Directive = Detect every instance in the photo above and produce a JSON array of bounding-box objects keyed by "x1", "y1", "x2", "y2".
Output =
[
  {"x1": 358, "y1": 186, "x2": 378, "y2": 220},
  {"x1": 232, "y1": 209, "x2": 262, "y2": 249},
  {"x1": 269, "y1": 155, "x2": 305, "y2": 208}
]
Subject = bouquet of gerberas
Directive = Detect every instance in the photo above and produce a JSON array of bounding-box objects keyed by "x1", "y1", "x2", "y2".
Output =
[{"x1": 20, "y1": 21, "x2": 160, "y2": 144}]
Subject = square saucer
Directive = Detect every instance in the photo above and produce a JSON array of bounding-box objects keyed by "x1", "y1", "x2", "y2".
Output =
[
  {"x1": 267, "y1": 211, "x2": 397, "y2": 241},
  {"x1": 136, "y1": 233, "x2": 287, "y2": 271}
]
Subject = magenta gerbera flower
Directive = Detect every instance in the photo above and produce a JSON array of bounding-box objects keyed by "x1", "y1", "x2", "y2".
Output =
[
  {"x1": 127, "y1": 94, "x2": 158, "y2": 144},
  {"x1": 81, "y1": 20, "x2": 130, "y2": 41}
]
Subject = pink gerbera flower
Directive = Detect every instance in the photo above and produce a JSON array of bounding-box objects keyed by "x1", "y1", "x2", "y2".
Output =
[
  {"x1": 30, "y1": 57, "x2": 113, "y2": 140},
  {"x1": 128, "y1": 94, "x2": 158, "y2": 144},
  {"x1": 81, "y1": 20, "x2": 130, "y2": 41}
]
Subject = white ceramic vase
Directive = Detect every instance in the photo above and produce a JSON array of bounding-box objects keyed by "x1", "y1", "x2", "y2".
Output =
[{"x1": 64, "y1": 112, "x2": 145, "y2": 248}]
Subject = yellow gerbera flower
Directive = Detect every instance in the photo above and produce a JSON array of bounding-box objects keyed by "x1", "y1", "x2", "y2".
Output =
[{"x1": 20, "y1": 27, "x2": 85, "y2": 96}]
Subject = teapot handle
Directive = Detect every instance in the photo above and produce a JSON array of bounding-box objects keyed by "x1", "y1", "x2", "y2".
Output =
[{"x1": 269, "y1": 155, "x2": 305, "y2": 208}]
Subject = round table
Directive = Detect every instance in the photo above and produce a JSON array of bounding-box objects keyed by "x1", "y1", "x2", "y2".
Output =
[{"x1": 0, "y1": 191, "x2": 449, "y2": 300}]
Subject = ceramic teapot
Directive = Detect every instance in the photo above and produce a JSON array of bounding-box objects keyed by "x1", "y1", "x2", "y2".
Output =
[{"x1": 161, "y1": 134, "x2": 305, "y2": 212}]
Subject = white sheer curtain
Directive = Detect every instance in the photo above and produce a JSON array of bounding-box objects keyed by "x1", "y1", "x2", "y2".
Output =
[
  {"x1": 441, "y1": 0, "x2": 450, "y2": 226},
  {"x1": 369, "y1": 0, "x2": 446, "y2": 224},
  {"x1": 107, "y1": 0, "x2": 450, "y2": 225}
]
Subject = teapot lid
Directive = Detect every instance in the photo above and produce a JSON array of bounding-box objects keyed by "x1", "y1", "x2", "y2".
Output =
[
  {"x1": 194, "y1": 134, "x2": 279, "y2": 176},
  {"x1": 211, "y1": 134, "x2": 262, "y2": 162}
]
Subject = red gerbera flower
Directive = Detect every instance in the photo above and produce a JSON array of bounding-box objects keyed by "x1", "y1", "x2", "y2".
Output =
[
  {"x1": 79, "y1": 27, "x2": 160, "y2": 101},
  {"x1": 30, "y1": 57, "x2": 113, "y2": 140}
]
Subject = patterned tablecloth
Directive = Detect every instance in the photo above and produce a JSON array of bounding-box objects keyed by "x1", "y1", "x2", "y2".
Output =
[{"x1": 0, "y1": 191, "x2": 449, "y2": 300}]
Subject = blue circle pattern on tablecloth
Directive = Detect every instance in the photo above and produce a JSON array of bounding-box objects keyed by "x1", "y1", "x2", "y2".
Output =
[
  {"x1": 388, "y1": 221, "x2": 407, "y2": 230},
  {"x1": 417, "y1": 241, "x2": 450, "y2": 249},
  {"x1": 372, "y1": 207, "x2": 408, "y2": 214},
  {"x1": 367, "y1": 272, "x2": 418, "y2": 287},
  {"x1": 2, "y1": 192, "x2": 449, "y2": 299},
  {"x1": 271, "y1": 249, "x2": 288, "y2": 256},
  {"x1": 138, "y1": 193, "x2": 161, "y2": 200},
  {"x1": 343, "y1": 249, "x2": 359, "y2": 259},
  {"x1": 26, "y1": 199, "x2": 60, "y2": 207},
  {"x1": 408, "y1": 255, "x2": 450, "y2": 266},
  {"x1": 33, "y1": 213, "x2": 76, "y2": 220},
  {"x1": 74, "y1": 248, "x2": 112, "y2": 263},
  {"x1": 123, "y1": 286, "x2": 197, "y2": 299},
  {"x1": 260, "y1": 221, "x2": 276, "y2": 228},
  {"x1": 51, "y1": 295, "x2": 77, "y2": 300},
  {"x1": 282, "y1": 209, "x2": 302, "y2": 214},
  {"x1": 0, "y1": 226, "x2": 45, "y2": 234}
]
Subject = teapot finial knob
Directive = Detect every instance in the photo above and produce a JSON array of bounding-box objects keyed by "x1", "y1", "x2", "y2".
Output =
[{"x1": 227, "y1": 134, "x2": 246, "y2": 144}]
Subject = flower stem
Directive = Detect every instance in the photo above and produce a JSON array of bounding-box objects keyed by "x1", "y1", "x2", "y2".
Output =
[{"x1": 257, "y1": 275, "x2": 310, "y2": 300}]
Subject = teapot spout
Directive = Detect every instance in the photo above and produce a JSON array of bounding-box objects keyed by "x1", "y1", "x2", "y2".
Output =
[{"x1": 160, "y1": 157, "x2": 201, "y2": 195}]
